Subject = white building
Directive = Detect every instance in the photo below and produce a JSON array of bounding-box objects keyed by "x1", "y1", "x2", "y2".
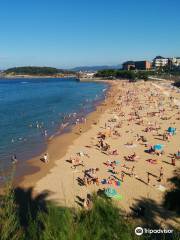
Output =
[
  {"x1": 79, "y1": 71, "x2": 96, "y2": 78},
  {"x1": 170, "y1": 57, "x2": 180, "y2": 67},
  {"x1": 153, "y1": 56, "x2": 169, "y2": 68}
]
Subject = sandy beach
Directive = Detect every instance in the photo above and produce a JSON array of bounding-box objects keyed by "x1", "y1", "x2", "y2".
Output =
[{"x1": 19, "y1": 80, "x2": 180, "y2": 228}]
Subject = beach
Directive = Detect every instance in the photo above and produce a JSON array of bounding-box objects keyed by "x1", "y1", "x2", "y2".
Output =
[{"x1": 19, "y1": 80, "x2": 180, "y2": 228}]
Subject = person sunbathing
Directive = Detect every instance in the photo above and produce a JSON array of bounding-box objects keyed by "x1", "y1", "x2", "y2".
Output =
[
  {"x1": 86, "y1": 168, "x2": 99, "y2": 185},
  {"x1": 101, "y1": 143, "x2": 110, "y2": 151},
  {"x1": 108, "y1": 149, "x2": 118, "y2": 155},
  {"x1": 136, "y1": 135, "x2": 147, "y2": 142},
  {"x1": 83, "y1": 194, "x2": 92, "y2": 210},
  {"x1": 115, "y1": 123, "x2": 122, "y2": 128},
  {"x1": 70, "y1": 156, "x2": 84, "y2": 168},
  {"x1": 77, "y1": 151, "x2": 90, "y2": 158},
  {"x1": 147, "y1": 146, "x2": 154, "y2": 154},
  {"x1": 147, "y1": 159, "x2": 158, "y2": 164},
  {"x1": 97, "y1": 132, "x2": 106, "y2": 140},
  {"x1": 125, "y1": 141, "x2": 134, "y2": 146},
  {"x1": 174, "y1": 150, "x2": 180, "y2": 159},
  {"x1": 122, "y1": 164, "x2": 130, "y2": 170},
  {"x1": 107, "y1": 176, "x2": 115, "y2": 184},
  {"x1": 155, "y1": 150, "x2": 164, "y2": 156},
  {"x1": 124, "y1": 153, "x2": 138, "y2": 161},
  {"x1": 113, "y1": 130, "x2": 121, "y2": 137}
]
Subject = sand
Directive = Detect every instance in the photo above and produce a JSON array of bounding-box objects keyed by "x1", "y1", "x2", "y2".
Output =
[{"x1": 19, "y1": 80, "x2": 180, "y2": 228}]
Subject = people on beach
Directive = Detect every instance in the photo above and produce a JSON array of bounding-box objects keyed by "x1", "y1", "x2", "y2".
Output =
[
  {"x1": 171, "y1": 157, "x2": 176, "y2": 166},
  {"x1": 83, "y1": 194, "x2": 92, "y2": 210},
  {"x1": 121, "y1": 172, "x2": 125, "y2": 182},
  {"x1": 60, "y1": 81, "x2": 180, "y2": 214},
  {"x1": 11, "y1": 154, "x2": 18, "y2": 164},
  {"x1": 130, "y1": 166, "x2": 135, "y2": 177},
  {"x1": 147, "y1": 173, "x2": 150, "y2": 185},
  {"x1": 43, "y1": 153, "x2": 49, "y2": 163},
  {"x1": 158, "y1": 167, "x2": 164, "y2": 182}
]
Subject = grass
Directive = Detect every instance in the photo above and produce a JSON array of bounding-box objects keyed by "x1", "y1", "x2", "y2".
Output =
[{"x1": 0, "y1": 181, "x2": 135, "y2": 240}]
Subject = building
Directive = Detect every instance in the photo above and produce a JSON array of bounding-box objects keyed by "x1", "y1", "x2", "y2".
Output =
[
  {"x1": 122, "y1": 60, "x2": 151, "y2": 70},
  {"x1": 78, "y1": 71, "x2": 96, "y2": 78},
  {"x1": 168, "y1": 57, "x2": 180, "y2": 68},
  {"x1": 134, "y1": 61, "x2": 151, "y2": 70},
  {"x1": 153, "y1": 56, "x2": 169, "y2": 68},
  {"x1": 122, "y1": 61, "x2": 135, "y2": 70}
]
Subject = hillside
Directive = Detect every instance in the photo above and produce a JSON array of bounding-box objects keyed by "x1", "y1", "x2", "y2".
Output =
[
  {"x1": 70, "y1": 65, "x2": 122, "y2": 72},
  {"x1": 4, "y1": 66, "x2": 74, "y2": 76}
]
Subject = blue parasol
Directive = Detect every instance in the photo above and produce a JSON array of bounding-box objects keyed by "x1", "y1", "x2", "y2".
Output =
[
  {"x1": 153, "y1": 144, "x2": 163, "y2": 151},
  {"x1": 104, "y1": 187, "x2": 117, "y2": 197},
  {"x1": 167, "y1": 127, "x2": 176, "y2": 135}
]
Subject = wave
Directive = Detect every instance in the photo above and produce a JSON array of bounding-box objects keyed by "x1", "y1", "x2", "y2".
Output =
[{"x1": 21, "y1": 81, "x2": 28, "y2": 84}]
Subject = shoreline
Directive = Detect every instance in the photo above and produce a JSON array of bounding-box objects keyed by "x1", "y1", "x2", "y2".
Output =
[
  {"x1": 17, "y1": 80, "x2": 114, "y2": 189},
  {"x1": 0, "y1": 75, "x2": 77, "y2": 79}
]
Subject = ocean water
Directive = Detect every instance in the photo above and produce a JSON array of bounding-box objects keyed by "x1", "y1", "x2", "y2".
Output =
[{"x1": 0, "y1": 78, "x2": 108, "y2": 174}]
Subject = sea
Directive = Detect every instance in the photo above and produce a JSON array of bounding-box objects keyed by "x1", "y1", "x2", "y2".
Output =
[{"x1": 0, "y1": 77, "x2": 108, "y2": 179}]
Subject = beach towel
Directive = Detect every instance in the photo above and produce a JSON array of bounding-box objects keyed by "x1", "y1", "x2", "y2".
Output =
[
  {"x1": 104, "y1": 187, "x2": 117, "y2": 197},
  {"x1": 101, "y1": 179, "x2": 107, "y2": 184},
  {"x1": 153, "y1": 144, "x2": 163, "y2": 151},
  {"x1": 125, "y1": 144, "x2": 137, "y2": 148},
  {"x1": 113, "y1": 194, "x2": 123, "y2": 200},
  {"x1": 115, "y1": 180, "x2": 121, "y2": 187},
  {"x1": 156, "y1": 185, "x2": 166, "y2": 192},
  {"x1": 115, "y1": 160, "x2": 120, "y2": 164}
]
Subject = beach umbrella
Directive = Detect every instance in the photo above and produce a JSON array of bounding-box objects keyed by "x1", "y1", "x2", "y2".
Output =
[
  {"x1": 104, "y1": 187, "x2": 117, "y2": 198},
  {"x1": 167, "y1": 127, "x2": 176, "y2": 135},
  {"x1": 153, "y1": 144, "x2": 163, "y2": 151}
]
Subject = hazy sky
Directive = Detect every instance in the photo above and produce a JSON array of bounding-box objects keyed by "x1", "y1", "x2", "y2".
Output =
[{"x1": 0, "y1": 0, "x2": 180, "y2": 68}]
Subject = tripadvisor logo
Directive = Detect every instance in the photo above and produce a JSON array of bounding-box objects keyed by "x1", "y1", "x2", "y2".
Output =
[
  {"x1": 135, "y1": 227, "x2": 143, "y2": 236},
  {"x1": 135, "y1": 226, "x2": 174, "y2": 235}
]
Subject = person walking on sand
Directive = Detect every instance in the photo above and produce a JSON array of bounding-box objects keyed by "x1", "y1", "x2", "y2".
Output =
[
  {"x1": 147, "y1": 173, "x2": 150, "y2": 185},
  {"x1": 44, "y1": 153, "x2": 49, "y2": 163},
  {"x1": 158, "y1": 167, "x2": 163, "y2": 182},
  {"x1": 171, "y1": 157, "x2": 176, "y2": 166},
  {"x1": 121, "y1": 172, "x2": 125, "y2": 182},
  {"x1": 131, "y1": 166, "x2": 135, "y2": 177}
]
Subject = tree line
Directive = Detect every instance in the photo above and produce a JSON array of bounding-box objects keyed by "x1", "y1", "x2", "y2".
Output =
[
  {"x1": 95, "y1": 69, "x2": 155, "y2": 81},
  {"x1": 4, "y1": 66, "x2": 74, "y2": 76}
]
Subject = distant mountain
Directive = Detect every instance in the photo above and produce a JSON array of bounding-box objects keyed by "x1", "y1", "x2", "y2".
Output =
[{"x1": 69, "y1": 65, "x2": 122, "y2": 72}]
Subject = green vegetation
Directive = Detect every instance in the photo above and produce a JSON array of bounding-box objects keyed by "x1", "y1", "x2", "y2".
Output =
[
  {"x1": 4, "y1": 66, "x2": 74, "y2": 76},
  {"x1": 0, "y1": 182, "x2": 136, "y2": 240},
  {"x1": 95, "y1": 69, "x2": 155, "y2": 81}
]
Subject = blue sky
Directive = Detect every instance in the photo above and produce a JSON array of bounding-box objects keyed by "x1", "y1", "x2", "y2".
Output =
[{"x1": 0, "y1": 0, "x2": 180, "y2": 68}]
